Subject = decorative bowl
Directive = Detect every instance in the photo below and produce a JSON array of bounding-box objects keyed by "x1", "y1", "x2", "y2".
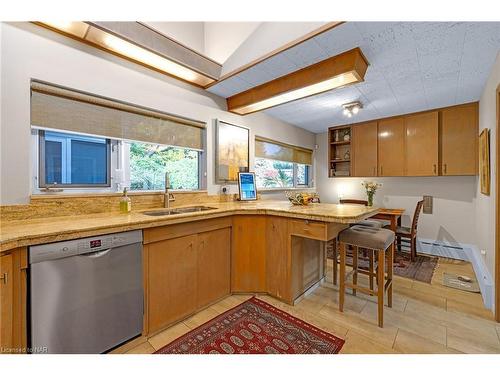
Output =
[{"x1": 285, "y1": 191, "x2": 310, "y2": 206}]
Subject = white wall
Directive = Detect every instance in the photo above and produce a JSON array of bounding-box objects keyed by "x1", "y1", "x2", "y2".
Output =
[
  {"x1": 476, "y1": 52, "x2": 500, "y2": 286},
  {"x1": 0, "y1": 22, "x2": 315, "y2": 205},
  {"x1": 315, "y1": 132, "x2": 478, "y2": 245},
  {"x1": 144, "y1": 22, "x2": 205, "y2": 54}
]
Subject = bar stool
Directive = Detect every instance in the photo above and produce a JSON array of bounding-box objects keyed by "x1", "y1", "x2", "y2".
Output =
[{"x1": 338, "y1": 225, "x2": 395, "y2": 328}]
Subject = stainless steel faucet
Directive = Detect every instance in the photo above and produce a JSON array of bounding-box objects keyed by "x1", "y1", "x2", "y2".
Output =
[{"x1": 164, "y1": 172, "x2": 175, "y2": 208}]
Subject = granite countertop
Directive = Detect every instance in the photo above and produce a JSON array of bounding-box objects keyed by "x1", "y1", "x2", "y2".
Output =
[{"x1": 0, "y1": 200, "x2": 379, "y2": 252}]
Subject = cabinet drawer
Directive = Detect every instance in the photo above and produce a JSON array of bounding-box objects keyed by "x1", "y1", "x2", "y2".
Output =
[{"x1": 289, "y1": 220, "x2": 327, "y2": 241}]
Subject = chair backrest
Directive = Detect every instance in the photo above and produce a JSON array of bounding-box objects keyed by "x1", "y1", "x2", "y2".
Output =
[
  {"x1": 411, "y1": 200, "x2": 425, "y2": 236},
  {"x1": 339, "y1": 199, "x2": 368, "y2": 206}
]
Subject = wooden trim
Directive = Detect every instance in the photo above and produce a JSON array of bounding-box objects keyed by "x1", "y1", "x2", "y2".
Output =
[
  {"x1": 227, "y1": 48, "x2": 368, "y2": 115},
  {"x1": 205, "y1": 22, "x2": 344, "y2": 88},
  {"x1": 496, "y1": 85, "x2": 500, "y2": 322}
]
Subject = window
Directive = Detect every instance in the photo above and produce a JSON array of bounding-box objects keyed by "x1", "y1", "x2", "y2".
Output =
[
  {"x1": 39, "y1": 130, "x2": 110, "y2": 187},
  {"x1": 35, "y1": 130, "x2": 202, "y2": 191},
  {"x1": 255, "y1": 158, "x2": 311, "y2": 189},
  {"x1": 127, "y1": 141, "x2": 200, "y2": 191}
]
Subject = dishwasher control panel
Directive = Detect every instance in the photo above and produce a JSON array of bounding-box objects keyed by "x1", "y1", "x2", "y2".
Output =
[{"x1": 29, "y1": 230, "x2": 143, "y2": 264}]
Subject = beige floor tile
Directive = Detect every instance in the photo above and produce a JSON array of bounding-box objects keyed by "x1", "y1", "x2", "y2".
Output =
[
  {"x1": 393, "y1": 329, "x2": 461, "y2": 354},
  {"x1": 148, "y1": 322, "x2": 192, "y2": 351},
  {"x1": 125, "y1": 341, "x2": 156, "y2": 354},
  {"x1": 360, "y1": 301, "x2": 447, "y2": 345},
  {"x1": 209, "y1": 295, "x2": 246, "y2": 314},
  {"x1": 318, "y1": 303, "x2": 398, "y2": 348},
  {"x1": 395, "y1": 284, "x2": 447, "y2": 309},
  {"x1": 446, "y1": 299, "x2": 496, "y2": 321},
  {"x1": 341, "y1": 330, "x2": 399, "y2": 354},
  {"x1": 183, "y1": 307, "x2": 221, "y2": 329},
  {"x1": 447, "y1": 331, "x2": 500, "y2": 354}
]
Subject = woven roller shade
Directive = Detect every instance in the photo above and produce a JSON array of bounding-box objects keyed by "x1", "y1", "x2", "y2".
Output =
[
  {"x1": 255, "y1": 136, "x2": 313, "y2": 165},
  {"x1": 31, "y1": 81, "x2": 205, "y2": 150}
]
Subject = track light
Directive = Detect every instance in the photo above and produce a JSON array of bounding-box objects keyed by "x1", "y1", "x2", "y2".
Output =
[{"x1": 342, "y1": 101, "x2": 363, "y2": 117}]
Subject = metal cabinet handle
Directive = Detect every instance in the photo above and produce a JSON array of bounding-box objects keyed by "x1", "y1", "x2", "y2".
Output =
[
  {"x1": 444, "y1": 164, "x2": 447, "y2": 174},
  {"x1": 373, "y1": 166, "x2": 376, "y2": 176},
  {"x1": 0, "y1": 272, "x2": 7, "y2": 284},
  {"x1": 380, "y1": 166, "x2": 383, "y2": 176},
  {"x1": 433, "y1": 164, "x2": 437, "y2": 174}
]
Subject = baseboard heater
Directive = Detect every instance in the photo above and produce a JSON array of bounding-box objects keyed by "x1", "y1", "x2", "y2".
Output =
[{"x1": 417, "y1": 238, "x2": 494, "y2": 310}]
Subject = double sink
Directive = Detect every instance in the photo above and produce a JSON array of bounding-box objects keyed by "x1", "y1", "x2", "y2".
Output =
[{"x1": 142, "y1": 206, "x2": 217, "y2": 216}]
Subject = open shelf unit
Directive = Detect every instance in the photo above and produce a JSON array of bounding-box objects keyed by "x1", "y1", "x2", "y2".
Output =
[{"x1": 328, "y1": 125, "x2": 352, "y2": 177}]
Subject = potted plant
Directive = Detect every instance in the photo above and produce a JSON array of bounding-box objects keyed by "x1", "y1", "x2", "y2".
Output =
[{"x1": 361, "y1": 181, "x2": 382, "y2": 207}]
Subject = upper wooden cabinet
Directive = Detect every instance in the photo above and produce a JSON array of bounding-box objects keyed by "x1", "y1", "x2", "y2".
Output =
[
  {"x1": 329, "y1": 102, "x2": 478, "y2": 178},
  {"x1": 352, "y1": 121, "x2": 378, "y2": 177},
  {"x1": 441, "y1": 103, "x2": 478, "y2": 175},
  {"x1": 405, "y1": 111, "x2": 439, "y2": 176},
  {"x1": 378, "y1": 118, "x2": 405, "y2": 176}
]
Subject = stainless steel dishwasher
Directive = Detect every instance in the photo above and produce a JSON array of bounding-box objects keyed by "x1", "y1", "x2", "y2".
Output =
[{"x1": 29, "y1": 230, "x2": 143, "y2": 354}]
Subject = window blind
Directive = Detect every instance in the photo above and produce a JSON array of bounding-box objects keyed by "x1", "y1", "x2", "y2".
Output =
[
  {"x1": 255, "y1": 136, "x2": 313, "y2": 165},
  {"x1": 30, "y1": 81, "x2": 206, "y2": 150}
]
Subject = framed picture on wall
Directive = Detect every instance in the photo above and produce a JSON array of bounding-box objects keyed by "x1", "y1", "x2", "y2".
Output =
[
  {"x1": 215, "y1": 120, "x2": 249, "y2": 183},
  {"x1": 479, "y1": 128, "x2": 490, "y2": 195}
]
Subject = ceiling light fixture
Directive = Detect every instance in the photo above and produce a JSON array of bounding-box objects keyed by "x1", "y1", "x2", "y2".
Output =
[
  {"x1": 227, "y1": 48, "x2": 369, "y2": 115},
  {"x1": 342, "y1": 101, "x2": 363, "y2": 118},
  {"x1": 36, "y1": 22, "x2": 218, "y2": 87}
]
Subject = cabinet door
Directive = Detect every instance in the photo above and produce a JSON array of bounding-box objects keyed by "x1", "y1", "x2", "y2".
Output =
[
  {"x1": 378, "y1": 118, "x2": 405, "y2": 176},
  {"x1": 0, "y1": 254, "x2": 14, "y2": 351},
  {"x1": 148, "y1": 234, "x2": 197, "y2": 333},
  {"x1": 405, "y1": 111, "x2": 439, "y2": 176},
  {"x1": 197, "y1": 228, "x2": 231, "y2": 309},
  {"x1": 266, "y1": 217, "x2": 290, "y2": 301},
  {"x1": 352, "y1": 122, "x2": 378, "y2": 177},
  {"x1": 441, "y1": 103, "x2": 478, "y2": 175},
  {"x1": 231, "y1": 216, "x2": 266, "y2": 292}
]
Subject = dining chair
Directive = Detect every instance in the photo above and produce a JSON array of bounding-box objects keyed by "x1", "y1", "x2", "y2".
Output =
[{"x1": 384, "y1": 200, "x2": 424, "y2": 262}]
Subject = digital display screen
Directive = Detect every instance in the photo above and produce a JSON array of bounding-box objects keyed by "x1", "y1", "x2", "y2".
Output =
[
  {"x1": 238, "y1": 172, "x2": 257, "y2": 201},
  {"x1": 90, "y1": 240, "x2": 102, "y2": 248}
]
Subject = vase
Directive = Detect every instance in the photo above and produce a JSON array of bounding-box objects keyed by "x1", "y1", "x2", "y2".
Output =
[{"x1": 367, "y1": 192, "x2": 374, "y2": 207}]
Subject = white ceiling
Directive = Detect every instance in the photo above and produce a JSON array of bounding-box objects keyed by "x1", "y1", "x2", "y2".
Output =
[
  {"x1": 144, "y1": 22, "x2": 261, "y2": 64},
  {"x1": 206, "y1": 22, "x2": 500, "y2": 133}
]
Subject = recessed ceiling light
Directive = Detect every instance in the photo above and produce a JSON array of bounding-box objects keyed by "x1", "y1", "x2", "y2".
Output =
[{"x1": 227, "y1": 48, "x2": 369, "y2": 115}]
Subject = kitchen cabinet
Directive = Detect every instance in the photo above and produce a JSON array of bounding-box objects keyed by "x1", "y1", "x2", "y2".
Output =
[
  {"x1": 231, "y1": 215, "x2": 267, "y2": 292},
  {"x1": 352, "y1": 121, "x2": 378, "y2": 177},
  {"x1": 266, "y1": 217, "x2": 290, "y2": 301},
  {"x1": 405, "y1": 111, "x2": 439, "y2": 176},
  {"x1": 144, "y1": 218, "x2": 232, "y2": 334},
  {"x1": 0, "y1": 248, "x2": 27, "y2": 354},
  {"x1": 441, "y1": 103, "x2": 478, "y2": 175},
  {"x1": 148, "y1": 234, "x2": 198, "y2": 334},
  {"x1": 197, "y1": 228, "x2": 231, "y2": 309},
  {"x1": 378, "y1": 118, "x2": 405, "y2": 176}
]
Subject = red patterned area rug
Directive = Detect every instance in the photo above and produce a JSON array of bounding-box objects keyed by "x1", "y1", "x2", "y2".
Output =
[{"x1": 155, "y1": 297, "x2": 344, "y2": 354}]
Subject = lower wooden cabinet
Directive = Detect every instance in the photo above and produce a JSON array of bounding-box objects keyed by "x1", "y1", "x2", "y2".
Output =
[
  {"x1": 266, "y1": 217, "x2": 290, "y2": 301},
  {"x1": 147, "y1": 234, "x2": 198, "y2": 334},
  {"x1": 0, "y1": 248, "x2": 27, "y2": 354},
  {"x1": 197, "y1": 228, "x2": 231, "y2": 309},
  {"x1": 231, "y1": 215, "x2": 267, "y2": 292},
  {"x1": 145, "y1": 219, "x2": 231, "y2": 335}
]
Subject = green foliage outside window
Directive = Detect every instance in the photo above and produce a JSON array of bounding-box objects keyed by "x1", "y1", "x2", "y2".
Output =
[{"x1": 129, "y1": 142, "x2": 199, "y2": 190}]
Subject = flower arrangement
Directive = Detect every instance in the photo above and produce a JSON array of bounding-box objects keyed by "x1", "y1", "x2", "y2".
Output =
[{"x1": 361, "y1": 181, "x2": 382, "y2": 206}]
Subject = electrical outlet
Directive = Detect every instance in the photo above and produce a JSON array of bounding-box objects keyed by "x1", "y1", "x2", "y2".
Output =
[
  {"x1": 220, "y1": 185, "x2": 229, "y2": 195},
  {"x1": 480, "y1": 250, "x2": 487, "y2": 256}
]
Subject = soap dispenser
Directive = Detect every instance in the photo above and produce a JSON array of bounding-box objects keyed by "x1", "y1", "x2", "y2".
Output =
[{"x1": 120, "y1": 187, "x2": 132, "y2": 213}]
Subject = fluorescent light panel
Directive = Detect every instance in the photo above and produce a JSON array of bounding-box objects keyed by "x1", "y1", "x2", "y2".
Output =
[
  {"x1": 231, "y1": 72, "x2": 358, "y2": 115},
  {"x1": 39, "y1": 22, "x2": 215, "y2": 87}
]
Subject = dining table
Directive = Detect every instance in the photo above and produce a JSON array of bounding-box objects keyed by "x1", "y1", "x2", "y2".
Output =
[{"x1": 370, "y1": 208, "x2": 405, "y2": 231}]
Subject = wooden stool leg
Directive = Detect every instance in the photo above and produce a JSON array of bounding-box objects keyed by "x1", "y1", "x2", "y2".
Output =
[
  {"x1": 332, "y1": 240, "x2": 338, "y2": 286},
  {"x1": 352, "y1": 246, "x2": 358, "y2": 296},
  {"x1": 369, "y1": 250, "x2": 374, "y2": 292},
  {"x1": 339, "y1": 242, "x2": 346, "y2": 312},
  {"x1": 377, "y1": 249, "x2": 385, "y2": 328},
  {"x1": 387, "y1": 243, "x2": 394, "y2": 308}
]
